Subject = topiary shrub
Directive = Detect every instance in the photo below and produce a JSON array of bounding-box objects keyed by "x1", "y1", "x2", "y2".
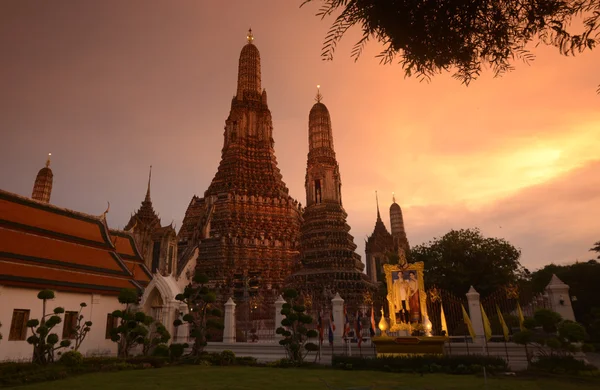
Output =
[
  {"x1": 58, "y1": 351, "x2": 83, "y2": 367},
  {"x1": 151, "y1": 344, "x2": 170, "y2": 357},
  {"x1": 220, "y1": 350, "x2": 236, "y2": 366},
  {"x1": 168, "y1": 343, "x2": 189, "y2": 362},
  {"x1": 276, "y1": 289, "x2": 318, "y2": 364}
]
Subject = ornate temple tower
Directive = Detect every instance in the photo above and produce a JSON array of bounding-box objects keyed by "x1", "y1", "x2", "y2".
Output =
[
  {"x1": 287, "y1": 89, "x2": 376, "y2": 309},
  {"x1": 365, "y1": 193, "x2": 411, "y2": 283},
  {"x1": 365, "y1": 194, "x2": 395, "y2": 282},
  {"x1": 125, "y1": 167, "x2": 177, "y2": 276},
  {"x1": 390, "y1": 193, "x2": 410, "y2": 254},
  {"x1": 32, "y1": 153, "x2": 53, "y2": 203},
  {"x1": 178, "y1": 30, "x2": 302, "y2": 300}
]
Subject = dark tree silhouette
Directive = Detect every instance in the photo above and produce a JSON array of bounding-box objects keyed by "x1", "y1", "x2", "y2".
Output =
[
  {"x1": 409, "y1": 228, "x2": 525, "y2": 297},
  {"x1": 302, "y1": 0, "x2": 599, "y2": 90},
  {"x1": 591, "y1": 240, "x2": 600, "y2": 259}
]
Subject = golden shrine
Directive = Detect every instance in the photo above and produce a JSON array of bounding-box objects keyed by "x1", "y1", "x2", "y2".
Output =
[{"x1": 372, "y1": 262, "x2": 447, "y2": 355}]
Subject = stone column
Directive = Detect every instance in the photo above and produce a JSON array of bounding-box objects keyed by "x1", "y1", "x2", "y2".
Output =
[
  {"x1": 274, "y1": 295, "x2": 286, "y2": 339},
  {"x1": 223, "y1": 297, "x2": 236, "y2": 343},
  {"x1": 466, "y1": 286, "x2": 484, "y2": 343},
  {"x1": 332, "y1": 293, "x2": 344, "y2": 344},
  {"x1": 545, "y1": 274, "x2": 575, "y2": 321}
]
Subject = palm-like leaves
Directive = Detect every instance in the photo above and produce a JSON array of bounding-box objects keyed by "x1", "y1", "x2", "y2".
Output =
[{"x1": 302, "y1": 0, "x2": 600, "y2": 92}]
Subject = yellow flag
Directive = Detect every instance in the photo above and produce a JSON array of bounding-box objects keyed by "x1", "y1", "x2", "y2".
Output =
[
  {"x1": 496, "y1": 305, "x2": 509, "y2": 341},
  {"x1": 517, "y1": 302, "x2": 525, "y2": 331},
  {"x1": 480, "y1": 304, "x2": 492, "y2": 341},
  {"x1": 440, "y1": 304, "x2": 448, "y2": 335},
  {"x1": 461, "y1": 304, "x2": 477, "y2": 340}
]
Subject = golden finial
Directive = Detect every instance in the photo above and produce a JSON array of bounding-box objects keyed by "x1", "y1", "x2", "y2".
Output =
[
  {"x1": 247, "y1": 28, "x2": 254, "y2": 43},
  {"x1": 392, "y1": 191, "x2": 396, "y2": 203},
  {"x1": 315, "y1": 84, "x2": 322, "y2": 103},
  {"x1": 46, "y1": 153, "x2": 51, "y2": 167}
]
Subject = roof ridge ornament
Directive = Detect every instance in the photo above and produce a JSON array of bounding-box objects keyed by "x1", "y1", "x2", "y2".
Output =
[
  {"x1": 247, "y1": 28, "x2": 254, "y2": 43},
  {"x1": 315, "y1": 84, "x2": 323, "y2": 103}
]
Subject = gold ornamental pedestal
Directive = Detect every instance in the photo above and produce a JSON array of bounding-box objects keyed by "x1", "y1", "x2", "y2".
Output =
[{"x1": 372, "y1": 336, "x2": 448, "y2": 356}]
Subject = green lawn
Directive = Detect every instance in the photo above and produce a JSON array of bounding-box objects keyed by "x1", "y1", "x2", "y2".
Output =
[{"x1": 10, "y1": 366, "x2": 600, "y2": 390}]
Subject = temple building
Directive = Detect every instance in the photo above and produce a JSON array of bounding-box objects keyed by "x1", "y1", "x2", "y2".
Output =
[
  {"x1": 124, "y1": 166, "x2": 178, "y2": 277},
  {"x1": 0, "y1": 158, "x2": 152, "y2": 360},
  {"x1": 287, "y1": 89, "x2": 376, "y2": 309},
  {"x1": 365, "y1": 194, "x2": 411, "y2": 283},
  {"x1": 177, "y1": 30, "x2": 303, "y2": 303}
]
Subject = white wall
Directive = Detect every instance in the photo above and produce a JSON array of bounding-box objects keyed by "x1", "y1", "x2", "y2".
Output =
[{"x1": 0, "y1": 285, "x2": 124, "y2": 362}]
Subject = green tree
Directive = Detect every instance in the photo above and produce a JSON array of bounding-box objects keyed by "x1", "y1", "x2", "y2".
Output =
[
  {"x1": 302, "y1": 0, "x2": 599, "y2": 90},
  {"x1": 591, "y1": 241, "x2": 600, "y2": 259},
  {"x1": 513, "y1": 309, "x2": 590, "y2": 360},
  {"x1": 67, "y1": 302, "x2": 93, "y2": 352},
  {"x1": 26, "y1": 290, "x2": 71, "y2": 364},
  {"x1": 110, "y1": 289, "x2": 160, "y2": 358},
  {"x1": 276, "y1": 288, "x2": 319, "y2": 364},
  {"x1": 173, "y1": 273, "x2": 223, "y2": 358},
  {"x1": 409, "y1": 228, "x2": 525, "y2": 297},
  {"x1": 530, "y1": 259, "x2": 600, "y2": 341}
]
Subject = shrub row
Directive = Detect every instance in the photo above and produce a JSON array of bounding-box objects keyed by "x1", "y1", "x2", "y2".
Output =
[
  {"x1": 530, "y1": 355, "x2": 598, "y2": 374},
  {"x1": 331, "y1": 355, "x2": 508, "y2": 375},
  {"x1": 0, "y1": 355, "x2": 168, "y2": 387}
]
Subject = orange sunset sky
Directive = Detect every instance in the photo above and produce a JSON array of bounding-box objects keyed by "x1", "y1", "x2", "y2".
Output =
[{"x1": 1, "y1": 1, "x2": 599, "y2": 271}]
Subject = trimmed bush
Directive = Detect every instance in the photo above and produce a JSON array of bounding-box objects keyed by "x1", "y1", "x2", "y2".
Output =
[
  {"x1": 151, "y1": 344, "x2": 170, "y2": 357},
  {"x1": 58, "y1": 351, "x2": 84, "y2": 367},
  {"x1": 531, "y1": 355, "x2": 597, "y2": 374},
  {"x1": 220, "y1": 350, "x2": 236, "y2": 366},
  {"x1": 331, "y1": 355, "x2": 508, "y2": 375}
]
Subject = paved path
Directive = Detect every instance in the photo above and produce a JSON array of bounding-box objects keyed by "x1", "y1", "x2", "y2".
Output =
[{"x1": 585, "y1": 352, "x2": 600, "y2": 368}]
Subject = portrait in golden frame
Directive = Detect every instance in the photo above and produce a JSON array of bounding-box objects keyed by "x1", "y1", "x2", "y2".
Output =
[{"x1": 384, "y1": 262, "x2": 428, "y2": 332}]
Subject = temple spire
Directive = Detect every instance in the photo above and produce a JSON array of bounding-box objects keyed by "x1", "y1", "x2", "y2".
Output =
[
  {"x1": 32, "y1": 153, "x2": 53, "y2": 203},
  {"x1": 236, "y1": 28, "x2": 261, "y2": 99},
  {"x1": 376, "y1": 190, "x2": 381, "y2": 220},
  {"x1": 145, "y1": 165, "x2": 152, "y2": 202}
]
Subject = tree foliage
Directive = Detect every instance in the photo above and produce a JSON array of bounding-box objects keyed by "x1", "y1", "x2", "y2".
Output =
[
  {"x1": 276, "y1": 288, "x2": 319, "y2": 364},
  {"x1": 174, "y1": 273, "x2": 223, "y2": 358},
  {"x1": 302, "y1": 0, "x2": 600, "y2": 89},
  {"x1": 110, "y1": 288, "x2": 168, "y2": 358},
  {"x1": 67, "y1": 302, "x2": 93, "y2": 352},
  {"x1": 591, "y1": 241, "x2": 600, "y2": 259},
  {"x1": 513, "y1": 308, "x2": 590, "y2": 360},
  {"x1": 530, "y1": 259, "x2": 600, "y2": 341},
  {"x1": 26, "y1": 290, "x2": 71, "y2": 365},
  {"x1": 409, "y1": 228, "x2": 525, "y2": 297}
]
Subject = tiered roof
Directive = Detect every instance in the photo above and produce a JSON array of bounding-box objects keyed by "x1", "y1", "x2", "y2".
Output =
[{"x1": 0, "y1": 189, "x2": 151, "y2": 295}]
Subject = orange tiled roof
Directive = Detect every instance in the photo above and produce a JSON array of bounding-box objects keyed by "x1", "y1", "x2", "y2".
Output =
[
  {"x1": 0, "y1": 190, "x2": 113, "y2": 248},
  {"x1": 109, "y1": 229, "x2": 152, "y2": 285},
  {"x1": 0, "y1": 189, "x2": 149, "y2": 295}
]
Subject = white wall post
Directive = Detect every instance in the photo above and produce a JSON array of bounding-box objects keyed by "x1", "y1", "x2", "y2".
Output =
[
  {"x1": 545, "y1": 274, "x2": 575, "y2": 321},
  {"x1": 332, "y1": 293, "x2": 344, "y2": 344},
  {"x1": 466, "y1": 286, "x2": 484, "y2": 343},
  {"x1": 223, "y1": 297, "x2": 236, "y2": 343}
]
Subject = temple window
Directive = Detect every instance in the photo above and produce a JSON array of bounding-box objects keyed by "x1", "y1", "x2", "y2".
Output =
[
  {"x1": 62, "y1": 311, "x2": 78, "y2": 339},
  {"x1": 105, "y1": 313, "x2": 118, "y2": 339},
  {"x1": 152, "y1": 241, "x2": 161, "y2": 274},
  {"x1": 314, "y1": 179, "x2": 322, "y2": 203},
  {"x1": 9, "y1": 309, "x2": 29, "y2": 340}
]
